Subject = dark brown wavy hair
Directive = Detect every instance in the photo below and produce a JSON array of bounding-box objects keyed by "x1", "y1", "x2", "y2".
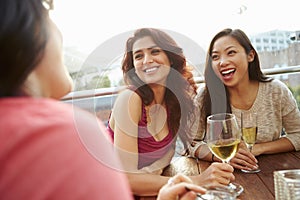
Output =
[
  {"x1": 199, "y1": 28, "x2": 273, "y2": 136},
  {"x1": 121, "y1": 28, "x2": 198, "y2": 148}
]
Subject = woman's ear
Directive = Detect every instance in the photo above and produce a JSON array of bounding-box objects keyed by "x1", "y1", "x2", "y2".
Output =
[{"x1": 247, "y1": 49, "x2": 255, "y2": 62}]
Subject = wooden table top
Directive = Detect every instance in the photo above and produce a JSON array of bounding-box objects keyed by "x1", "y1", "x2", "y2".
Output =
[{"x1": 162, "y1": 151, "x2": 300, "y2": 200}]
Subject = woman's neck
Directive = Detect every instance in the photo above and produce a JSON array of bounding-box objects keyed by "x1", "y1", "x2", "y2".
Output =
[
  {"x1": 228, "y1": 80, "x2": 259, "y2": 110},
  {"x1": 149, "y1": 84, "x2": 166, "y2": 105}
]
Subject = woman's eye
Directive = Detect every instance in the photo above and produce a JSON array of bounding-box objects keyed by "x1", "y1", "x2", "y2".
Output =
[
  {"x1": 134, "y1": 54, "x2": 143, "y2": 60},
  {"x1": 228, "y1": 50, "x2": 236, "y2": 55},
  {"x1": 151, "y1": 49, "x2": 161, "y2": 54},
  {"x1": 211, "y1": 54, "x2": 219, "y2": 60}
]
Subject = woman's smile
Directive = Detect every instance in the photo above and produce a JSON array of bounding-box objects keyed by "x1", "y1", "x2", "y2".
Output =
[
  {"x1": 220, "y1": 68, "x2": 236, "y2": 80},
  {"x1": 143, "y1": 66, "x2": 160, "y2": 74}
]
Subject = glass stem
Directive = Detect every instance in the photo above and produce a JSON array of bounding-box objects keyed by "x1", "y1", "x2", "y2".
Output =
[{"x1": 248, "y1": 145, "x2": 253, "y2": 152}]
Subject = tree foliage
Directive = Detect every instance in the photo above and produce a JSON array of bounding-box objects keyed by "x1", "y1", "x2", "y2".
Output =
[{"x1": 288, "y1": 85, "x2": 300, "y2": 109}]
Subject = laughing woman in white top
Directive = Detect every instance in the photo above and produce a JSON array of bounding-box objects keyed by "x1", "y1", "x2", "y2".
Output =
[{"x1": 189, "y1": 28, "x2": 300, "y2": 172}]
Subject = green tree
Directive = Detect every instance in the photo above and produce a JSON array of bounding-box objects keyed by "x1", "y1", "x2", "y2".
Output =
[
  {"x1": 98, "y1": 75, "x2": 111, "y2": 88},
  {"x1": 87, "y1": 75, "x2": 111, "y2": 89},
  {"x1": 289, "y1": 85, "x2": 300, "y2": 109}
]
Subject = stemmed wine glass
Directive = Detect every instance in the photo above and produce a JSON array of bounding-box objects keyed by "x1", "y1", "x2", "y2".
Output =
[
  {"x1": 241, "y1": 112, "x2": 261, "y2": 173},
  {"x1": 206, "y1": 113, "x2": 243, "y2": 196}
]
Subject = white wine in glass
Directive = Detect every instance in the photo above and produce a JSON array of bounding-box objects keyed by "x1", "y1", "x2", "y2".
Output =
[
  {"x1": 206, "y1": 113, "x2": 243, "y2": 196},
  {"x1": 209, "y1": 138, "x2": 240, "y2": 163},
  {"x1": 241, "y1": 112, "x2": 261, "y2": 173}
]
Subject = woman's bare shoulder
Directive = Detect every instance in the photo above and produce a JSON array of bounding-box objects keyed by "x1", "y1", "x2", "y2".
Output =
[
  {"x1": 116, "y1": 88, "x2": 142, "y2": 105},
  {"x1": 111, "y1": 88, "x2": 142, "y2": 124}
]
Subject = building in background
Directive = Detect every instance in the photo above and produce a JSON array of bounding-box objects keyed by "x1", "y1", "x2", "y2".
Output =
[
  {"x1": 249, "y1": 30, "x2": 300, "y2": 88},
  {"x1": 250, "y1": 30, "x2": 293, "y2": 52},
  {"x1": 290, "y1": 30, "x2": 300, "y2": 42}
]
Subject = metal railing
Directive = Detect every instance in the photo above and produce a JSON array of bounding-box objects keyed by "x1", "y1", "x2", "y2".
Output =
[
  {"x1": 62, "y1": 65, "x2": 300, "y2": 124},
  {"x1": 262, "y1": 65, "x2": 300, "y2": 76},
  {"x1": 62, "y1": 65, "x2": 300, "y2": 101}
]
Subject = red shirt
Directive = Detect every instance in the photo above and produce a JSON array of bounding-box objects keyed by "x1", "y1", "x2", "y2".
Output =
[{"x1": 0, "y1": 97, "x2": 133, "y2": 200}]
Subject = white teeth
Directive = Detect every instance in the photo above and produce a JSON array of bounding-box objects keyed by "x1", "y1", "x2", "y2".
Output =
[
  {"x1": 145, "y1": 67, "x2": 158, "y2": 73},
  {"x1": 221, "y1": 69, "x2": 235, "y2": 75}
]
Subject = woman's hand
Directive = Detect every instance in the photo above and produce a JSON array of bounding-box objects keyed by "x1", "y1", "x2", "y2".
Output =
[
  {"x1": 191, "y1": 162, "x2": 235, "y2": 188},
  {"x1": 157, "y1": 173, "x2": 206, "y2": 200},
  {"x1": 229, "y1": 142, "x2": 259, "y2": 171}
]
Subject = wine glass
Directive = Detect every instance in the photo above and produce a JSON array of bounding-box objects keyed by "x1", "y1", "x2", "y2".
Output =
[
  {"x1": 241, "y1": 112, "x2": 261, "y2": 173},
  {"x1": 206, "y1": 113, "x2": 243, "y2": 196},
  {"x1": 197, "y1": 189, "x2": 236, "y2": 200}
]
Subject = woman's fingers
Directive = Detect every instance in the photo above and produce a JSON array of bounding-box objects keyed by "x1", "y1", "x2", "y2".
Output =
[
  {"x1": 207, "y1": 163, "x2": 235, "y2": 185},
  {"x1": 169, "y1": 183, "x2": 206, "y2": 196},
  {"x1": 164, "y1": 183, "x2": 205, "y2": 200},
  {"x1": 158, "y1": 174, "x2": 206, "y2": 200},
  {"x1": 231, "y1": 144, "x2": 259, "y2": 170},
  {"x1": 231, "y1": 157, "x2": 258, "y2": 170},
  {"x1": 168, "y1": 173, "x2": 193, "y2": 185},
  {"x1": 238, "y1": 143, "x2": 258, "y2": 162}
]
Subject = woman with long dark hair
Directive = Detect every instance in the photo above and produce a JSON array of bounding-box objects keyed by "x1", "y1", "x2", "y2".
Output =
[
  {"x1": 107, "y1": 28, "x2": 234, "y2": 196},
  {"x1": 191, "y1": 28, "x2": 300, "y2": 171}
]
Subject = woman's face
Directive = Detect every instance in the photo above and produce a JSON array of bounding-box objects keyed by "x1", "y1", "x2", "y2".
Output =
[
  {"x1": 27, "y1": 18, "x2": 73, "y2": 99},
  {"x1": 211, "y1": 36, "x2": 254, "y2": 88},
  {"x1": 132, "y1": 36, "x2": 171, "y2": 86}
]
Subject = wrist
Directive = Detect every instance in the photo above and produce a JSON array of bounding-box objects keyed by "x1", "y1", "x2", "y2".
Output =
[
  {"x1": 195, "y1": 143, "x2": 211, "y2": 159},
  {"x1": 252, "y1": 143, "x2": 261, "y2": 156}
]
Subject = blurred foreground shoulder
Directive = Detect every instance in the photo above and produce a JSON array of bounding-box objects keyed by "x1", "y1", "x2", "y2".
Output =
[{"x1": 0, "y1": 97, "x2": 133, "y2": 200}]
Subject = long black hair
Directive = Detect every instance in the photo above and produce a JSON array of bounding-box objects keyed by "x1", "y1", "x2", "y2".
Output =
[{"x1": 199, "y1": 28, "x2": 273, "y2": 135}]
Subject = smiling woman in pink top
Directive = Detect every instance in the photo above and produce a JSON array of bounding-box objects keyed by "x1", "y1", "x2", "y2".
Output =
[{"x1": 107, "y1": 28, "x2": 235, "y2": 197}]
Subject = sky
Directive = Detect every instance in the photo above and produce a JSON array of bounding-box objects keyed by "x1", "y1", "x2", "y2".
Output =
[{"x1": 50, "y1": 0, "x2": 300, "y2": 55}]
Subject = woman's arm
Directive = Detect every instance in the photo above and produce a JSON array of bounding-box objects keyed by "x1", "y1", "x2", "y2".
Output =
[
  {"x1": 252, "y1": 137, "x2": 295, "y2": 156},
  {"x1": 112, "y1": 90, "x2": 177, "y2": 196},
  {"x1": 157, "y1": 174, "x2": 206, "y2": 200},
  {"x1": 252, "y1": 82, "x2": 300, "y2": 155},
  {"x1": 279, "y1": 81, "x2": 300, "y2": 152},
  {"x1": 127, "y1": 173, "x2": 170, "y2": 196},
  {"x1": 127, "y1": 162, "x2": 235, "y2": 196},
  {"x1": 111, "y1": 89, "x2": 141, "y2": 171},
  {"x1": 193, "y1": 143, "x2": 214, "y2": 161}
]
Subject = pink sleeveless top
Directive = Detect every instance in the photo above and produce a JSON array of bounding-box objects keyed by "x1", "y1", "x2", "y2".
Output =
[{"x1": 107, "y1": 103, "x2": 174, "y2": 169}]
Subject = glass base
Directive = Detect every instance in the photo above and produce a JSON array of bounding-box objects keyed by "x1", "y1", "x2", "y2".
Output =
[
  {"x1": 241, "y1": 168, "x2": 261, "y2": 173},
  {"x1": 206, "y1": 182, "x2": 244, "y2": 197},
  {"x1": 228, "y1": 182, "x2": 244, "y2": 196}
]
